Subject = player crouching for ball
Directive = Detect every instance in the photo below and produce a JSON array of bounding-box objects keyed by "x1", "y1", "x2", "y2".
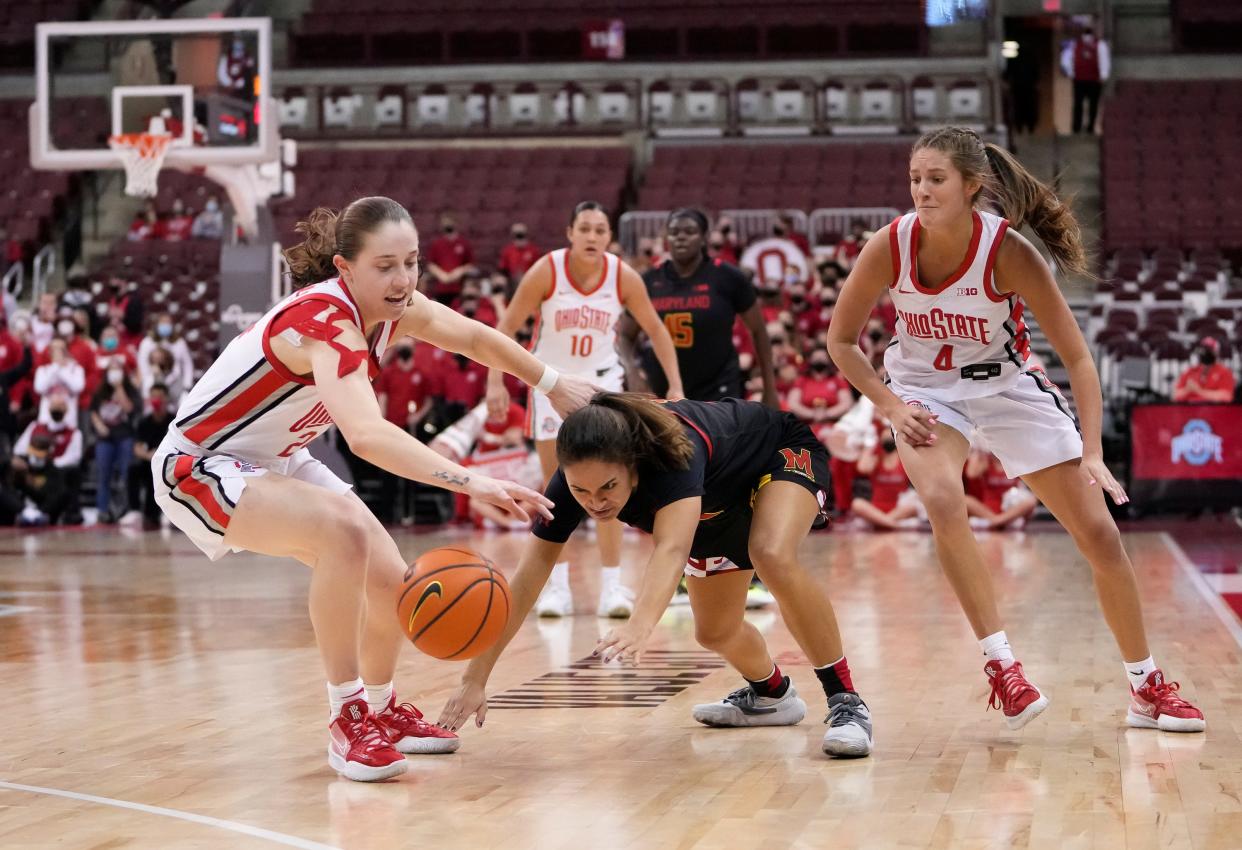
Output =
[{"x1": 441, "y1": 392, "x2": 873, "y2": 758}]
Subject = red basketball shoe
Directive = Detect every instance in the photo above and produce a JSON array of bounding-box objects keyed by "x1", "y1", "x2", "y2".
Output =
[
  {"x1": 985, "y1": 659, "x2": 1049, "y2": 730},
  {"x1": 328, "y1": 698, "x2": 408, "y2": 782},
  {"x1": 1127, "y1": 670, "x2": 1205, "y2": 732},
  {"x1": 376, "y1": 696, "x2": 461, "y2": 754}
]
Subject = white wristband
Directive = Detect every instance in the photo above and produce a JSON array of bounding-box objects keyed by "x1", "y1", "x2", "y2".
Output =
[{"x1": 534, "y1": 365, "x2": 559, "y2": 394}]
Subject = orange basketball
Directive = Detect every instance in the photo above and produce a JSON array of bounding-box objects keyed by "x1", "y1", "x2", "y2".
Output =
[{"x1": 396, "y1": 546, "x2": 510, "y2": 660}]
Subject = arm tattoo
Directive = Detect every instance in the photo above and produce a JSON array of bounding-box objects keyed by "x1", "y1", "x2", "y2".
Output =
[{"x1": 433, "y1": 470, "x2": 470, "y2": 487}]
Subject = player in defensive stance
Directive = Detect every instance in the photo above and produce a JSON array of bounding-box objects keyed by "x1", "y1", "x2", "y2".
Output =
[
  {"x1": 487, "y1": 201, "x2": 685, "y2": 619},
  {"x1": 153, "y1": 197, "x2": 596, "y2": 781},
  {"x1": 441, "y1": 393, "x2": 874, "y2": 758},
  {"x1": 827, "y1": 127, "x2": 1204, "y2": 732}
]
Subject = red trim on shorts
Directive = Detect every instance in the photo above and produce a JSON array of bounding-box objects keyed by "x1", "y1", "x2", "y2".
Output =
[
  {"x1": 982, "y1": 219, "x2": 1010, "y2": 302},
  {"x1": 907, "y1": 211, "x2": 983, "y2": 295},
  {"x1": 182, "y1": 368, "x2": 289, "y2": 444},
  {"x1": 887, "y1": 218, "x2": 902, "y2": 288},
  {"x1": 175, "y1": 467, "x2": 232, "y2": 529}
]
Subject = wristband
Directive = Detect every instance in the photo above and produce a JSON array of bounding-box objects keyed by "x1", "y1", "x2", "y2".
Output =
[{"x1": 534, "y1": 365, "x2": 559, "y2": 394}]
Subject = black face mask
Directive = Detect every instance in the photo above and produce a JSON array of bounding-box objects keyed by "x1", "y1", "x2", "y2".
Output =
[
  {"x1": 396, "y1": 348, "x2": 413, "y2": 362},
  {"x1": 50, "y1": 410, "x2": 66, "y2": 423},
  {"x1": 443, "y1": 225, "x2": 456, "y2": 235},
  {"x1": 1198, "y1": 348, "x2": 1217, "y2": 365},
  {"x1": 868, "y1": 329, "x2": 884, "y2": 342},
  {"x1": 513, "y1": 232, "x2": 526, "y2": 241},
  {"x1": 882, "y1": 438, "x2": 897, "y2": 453},
  {"x1": 791, "y1": 296, "x2": 806, "y2": 307},
  {"x1": 810, "y1": 363, "x2": 829, "y2": 374}
]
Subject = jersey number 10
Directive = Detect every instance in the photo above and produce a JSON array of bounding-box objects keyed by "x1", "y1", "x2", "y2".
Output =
[{"x1": 571, "y1": 334, "x2": 594, "y2": 357}]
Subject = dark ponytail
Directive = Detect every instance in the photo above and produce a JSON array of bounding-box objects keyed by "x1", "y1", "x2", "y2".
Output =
[
  {"x1": 557, "y1": 392, "x2": 695, "y2": 472},
  {"x1": 284, "y1": 196, "x2": 414, "y2": 289}
]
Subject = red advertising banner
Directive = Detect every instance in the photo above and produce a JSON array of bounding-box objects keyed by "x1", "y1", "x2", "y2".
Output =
[
  {"x1": 1131, "y1": 404, "x2": 1242, "y2": 480},
  {"x1": 582, "y1": 19, "x2": 625, "y2": 60}
]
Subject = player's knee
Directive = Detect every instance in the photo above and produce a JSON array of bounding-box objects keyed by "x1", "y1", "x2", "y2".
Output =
[
  {"x1": 694, "y1": 619, "x2": 739, "y2": 652},
  {"x1": 1072, "y1": 514, "x2": 1124, "y2": 561},
  {"x1": 748, "y1": 540, "x2": 796, "y2": 579},
  {"x1": 919, "y1": 485, "x2": 967, "y2": 526},
  {"x1": 325, "y1": 498, "x2": 375, "y2": 565}
]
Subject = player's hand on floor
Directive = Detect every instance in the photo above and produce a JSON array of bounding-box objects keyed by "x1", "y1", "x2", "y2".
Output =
[
  {"x1": 439, "y1": 680, "x2": 488, "y2": 731},
  {"x1": 890, "y1": 403, "x2": 938, "y2": 447},
  {"x1": 1081, "y1": 453, "x2": 1129, "y2": 505},
  {"x1": 547, "y1": 373, "x2": 600, "y2": 418},
  {"x1": 467, "y1": 476, "x2": 554, "y2": 523},
  {"x1": 595, "y1": 623, "x2": 652, "y2": 665}
]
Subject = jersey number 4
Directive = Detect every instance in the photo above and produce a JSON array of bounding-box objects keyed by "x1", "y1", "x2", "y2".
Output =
[
  {"x1": 933, "y1": 344, "x2": 955, "y2": 372},
  {"x1": 664, "y1": 312, "x2": 694, "y2": 348}
]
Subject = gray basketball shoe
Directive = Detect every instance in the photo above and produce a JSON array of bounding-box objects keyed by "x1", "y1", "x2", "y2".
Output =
[
  {"x1": 692, "y1": 681, "x2": 807, "y2": 727},
  {"x1": 822, "y1": 692, "x2": 873, "y2": 758}
]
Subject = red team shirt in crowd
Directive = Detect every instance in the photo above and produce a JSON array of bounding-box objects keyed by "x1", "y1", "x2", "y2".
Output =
[
  {"x1": 868, "y1": 450, "x2": 910, "y2": 512},
  {"x1": 1174, "y1": 363, "x2": 1235, "y2": 402},
  {"x1": 374, "y1": 361, "x2": 431, "y2": 426},
  {"x1": 498, "y1": 241, "x2": 540, "y2": 281},
  {"x1": 966, "y1": 455, "x2": 1017, "y2": 514},
  {"x1": 794, "y1": 373, "x2": 849, "y2": 410}
]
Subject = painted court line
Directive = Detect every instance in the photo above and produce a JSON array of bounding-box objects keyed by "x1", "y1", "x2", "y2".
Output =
[
  {"x1": 1162, "y1": 532, "x2": 1242, "y2": 650},
  {"x1": 0, "y1": 781, "x2": 342, "y2": 850}
]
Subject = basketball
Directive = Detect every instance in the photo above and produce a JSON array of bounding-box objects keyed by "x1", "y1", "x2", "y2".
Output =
[{"x1": 397, "y1": 546, "x2": 511, "y2": 660}]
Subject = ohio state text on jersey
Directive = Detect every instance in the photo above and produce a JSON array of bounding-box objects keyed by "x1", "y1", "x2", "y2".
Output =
[{"x1": 530, "y1": 248, "x2": 624, "y2": 375}]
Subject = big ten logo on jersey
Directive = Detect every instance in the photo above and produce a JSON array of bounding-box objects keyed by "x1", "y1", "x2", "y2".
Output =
[
  {"x1": 956, "y1": 287, "x2": 979, "y2": 297},
  {"x1": 779, "y1": 448, "x2": 814, "y2": 481},
  {"x1": 278, "y1": 402, "x2": 334, "y2": 457}
]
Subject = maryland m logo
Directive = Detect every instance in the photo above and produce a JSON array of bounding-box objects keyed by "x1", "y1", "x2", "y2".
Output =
[{"x1": 779, "y1": 448, "x2": 814, "y2": 481}]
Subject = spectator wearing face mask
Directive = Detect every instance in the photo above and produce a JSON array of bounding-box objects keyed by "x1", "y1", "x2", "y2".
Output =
[
  {"x1": 0, "y1": 316, "x2": 33, "y2": 437},
  {"x1": 375, "y1": 343, "x2": 435, "y2": 436},
  {"x1": 851, "y1": 434, "x2": 922, "y2": 530},
  {"x1": 1173, "y1": 337, "x2": 1234, "y2": 402},
  {"x1": 775, "y1": 211, "x2": 811, "y2": 259},
  {"x1": 498, "y1": 223, "x2": 540, "y2": 287},
  {"x1": 834, "y1": 219, "x2": 872, "y2": 270},
  {"x1": 89, "y1": 364, "x2": 141, "y2": 523},
  {"x1": 191, "y1": 196, "x2": 225, "y2": 240},
  {"x1": 424, "y1": 213, "x2": 477, "y2": 303},
  {"x1": 164, "y1": 198, "x2": 195, "y2": 241},
  {"x1": 787, "y1": 353, "x2": 853, "y2": 438},
  {"x1": 33, "y1": 338, "x2": 86, "y2": 427},
  {"x1": 95, "y1": 325, "x2": 138, "y2": 378},
  {"x1": 122, "y1": 382, "x2": 174, "y2": 530},
  {"x1": 11, "y1": 391, "x2": 83, "y2": 525},
  {"x1": 137, "y1": 313, "x2": 194, "y2": 399},
  {"x1": 30, "y1": 293, "x2": 59, "y2": 354},
  {"x1": 450, "y1": 277, "x2": 498, "y2": 327}
]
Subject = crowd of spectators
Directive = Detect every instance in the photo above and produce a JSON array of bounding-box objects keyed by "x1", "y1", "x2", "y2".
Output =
[{"x1": 127, "y1": 196, "x2": 226, "y2": 243}]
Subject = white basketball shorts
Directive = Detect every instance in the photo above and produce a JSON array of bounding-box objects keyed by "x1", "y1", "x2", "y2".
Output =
[
  {"x1": 887, "y1": 369, "x2": 1083, "y2": 478},
  {"x1": 526, "y1": 363, "x2": 625, "y2": 442},
  {"x1": 153, "y1": 438, "x2": 352, "y2": 561}
]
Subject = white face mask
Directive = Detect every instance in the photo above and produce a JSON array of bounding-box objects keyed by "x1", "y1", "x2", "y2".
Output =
[
  {"x1": 206, "y1": 200, "x2": 219, "y2": 212},
  {"x1": 57, "y1": 321, "x2": 75, "y2": 336},
  {"x1": 107, "y1": 369, "x2": 124, "y2": 385}
]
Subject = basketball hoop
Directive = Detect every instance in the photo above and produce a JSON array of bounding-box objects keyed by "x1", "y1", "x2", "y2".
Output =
[{"x1": 108, "y1": 132, "x2": 173, "y2": 197}]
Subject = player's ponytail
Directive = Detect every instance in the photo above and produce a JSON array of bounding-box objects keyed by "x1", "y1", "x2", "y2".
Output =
[
  {"x1": 982, "y1": 143, "x2": 1090, "y2": 278},
  {"x1": 557, "y1": 392, "x2": 695, "y2": 472},
  {"x1": 284, "y1": 196, "x2": 415, "y2": 289},
  {"x1": 912, "y1": 127, "x2": 1091, "y2": 279}
]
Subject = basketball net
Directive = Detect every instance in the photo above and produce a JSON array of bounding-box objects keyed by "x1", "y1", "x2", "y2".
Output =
[{"x1": 108, "y1": 132, "x2": 173, "y2": 197}]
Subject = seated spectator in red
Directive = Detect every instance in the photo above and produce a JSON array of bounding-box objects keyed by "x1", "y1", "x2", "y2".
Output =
[
  {"x1": 776, "y1": 211, "x2": 811, "y2": 258},
  {"x1": 163, "y1": 198, "x2": 194, "y2": 241},
  {"x1": 374, "y1": 342, "x2": 433, "y2": 433},
  {"x1": 126, "y1": 211, "x2": 153, "y2": 242},
  {"x1": 439, "y1": 354, "x2": 488, "y2": 418},
  {"x1": 498, "y1": 223, "x2": 540, "y2": 285},
  {"x1": 787, "y1": 351, "x2": 852, "y2": 437},
  {"x1": 788, "y1": 283, "x2": 823, "y2": 342},
  {"x1": 963, "y1": 451, "x2": 1038, "y2": 530},
  {"x1": 851, "y1": 435, "x2": 921, "y2": 530},
  {"x1": 94, "y1": 325, "x2": 138, "y2": 380},
  {"x1": 834, "y1": 219, "x2": 872, "y2": 269},
  {"x1": 107, "y1": 279, "x2": 146, "y2": 349},
  {"x1": 424, "y1": 213, "x2": 477, "y2": 303},
  {"x1": 477, "y1": 400, "x2": 526, "y2": 452},
  {"x1": 451, "y1": 277, "x2": 498, "y2": 328},
  {"x1": 871, "y1": 289, "x2": 897, "y2": 335},
  {"x1": 1173, "y1": 337, "x2": 1234, "y2": 402},
  {"x1": 12, "y1": 390, "x2": 84, "y2": 526}
]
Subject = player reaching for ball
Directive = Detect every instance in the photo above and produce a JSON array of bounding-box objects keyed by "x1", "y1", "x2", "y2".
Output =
[
  {"x1": 441, "y1": 392, "x2": 874, "y2": 758},
  {"x1": 152, "y1": 197, "x2": 596, "y2": 782}
]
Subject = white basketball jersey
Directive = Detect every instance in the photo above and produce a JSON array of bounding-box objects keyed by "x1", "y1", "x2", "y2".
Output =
[
  {"x1": 884, "y1": 210, "x2": 1030, "y2": 400},
  {"x1": 168, "y1": 277, "x2": 396, "y2": 464},
  {"x1": 530, "y1": 248, "x2": 624, "y2": 375}
]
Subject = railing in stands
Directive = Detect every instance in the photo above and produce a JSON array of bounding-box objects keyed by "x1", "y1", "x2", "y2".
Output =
[
  {"x1": 2, "y1": 262, "x2": 22, "y2": 302},
  {"x1": 809, "y1": 208, "x2": 904, "y2": 243},
  {"x1": 619, "y1": 208, "x2": 906, "y2": 257},
  {"x1": 271, "y1": 240, "x2": 290, "y2": 305},
  {"x1": 32, "y1": 245, "x2": 56, "y2": 307}
]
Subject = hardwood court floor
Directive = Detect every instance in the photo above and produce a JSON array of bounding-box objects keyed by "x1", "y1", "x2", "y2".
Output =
[{"x1": 0, "y1": 522, "x2": 1238, "y2": 850}]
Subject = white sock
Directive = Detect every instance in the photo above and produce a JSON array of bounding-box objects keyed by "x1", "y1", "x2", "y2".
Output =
[
  {"x1": 1124, "y1": 656, "x2": 1157, "y2": 690},
  {"x1": 327, "y1": 677, "x2": 365, "y2": 719},
  {"x1": 980, "y1": 631, "x2": 1015, "y2": 668},
  {"x1": 599, "y1": 565, "x2": 621, "y2": 593},
  {"x1": 364, "y1": 681, "x2": 394, "y2": 715},
  {"x1": 549, "y1": 561, "x2": 570, "y2": 590}
]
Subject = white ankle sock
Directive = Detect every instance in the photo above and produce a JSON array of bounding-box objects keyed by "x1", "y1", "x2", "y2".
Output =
[
  {"x1": 364, "y1": 681, "x2": 394, "y2": 715},
  {"x1": 599, "y1": 565, "x2": 621, "y2": 592},
  {"x1": 1124, "y1": 656, "x2": 1156, "y2": 690},
  {"x1": 980, "y1": 631, "x2": 1015, "y2": 668},
  {"x1": 327, "y1": 678, "x2": 365, "y2": 719},
  {"x1": 549, "y1": 562, "x2": 570, "y2": 590}
]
